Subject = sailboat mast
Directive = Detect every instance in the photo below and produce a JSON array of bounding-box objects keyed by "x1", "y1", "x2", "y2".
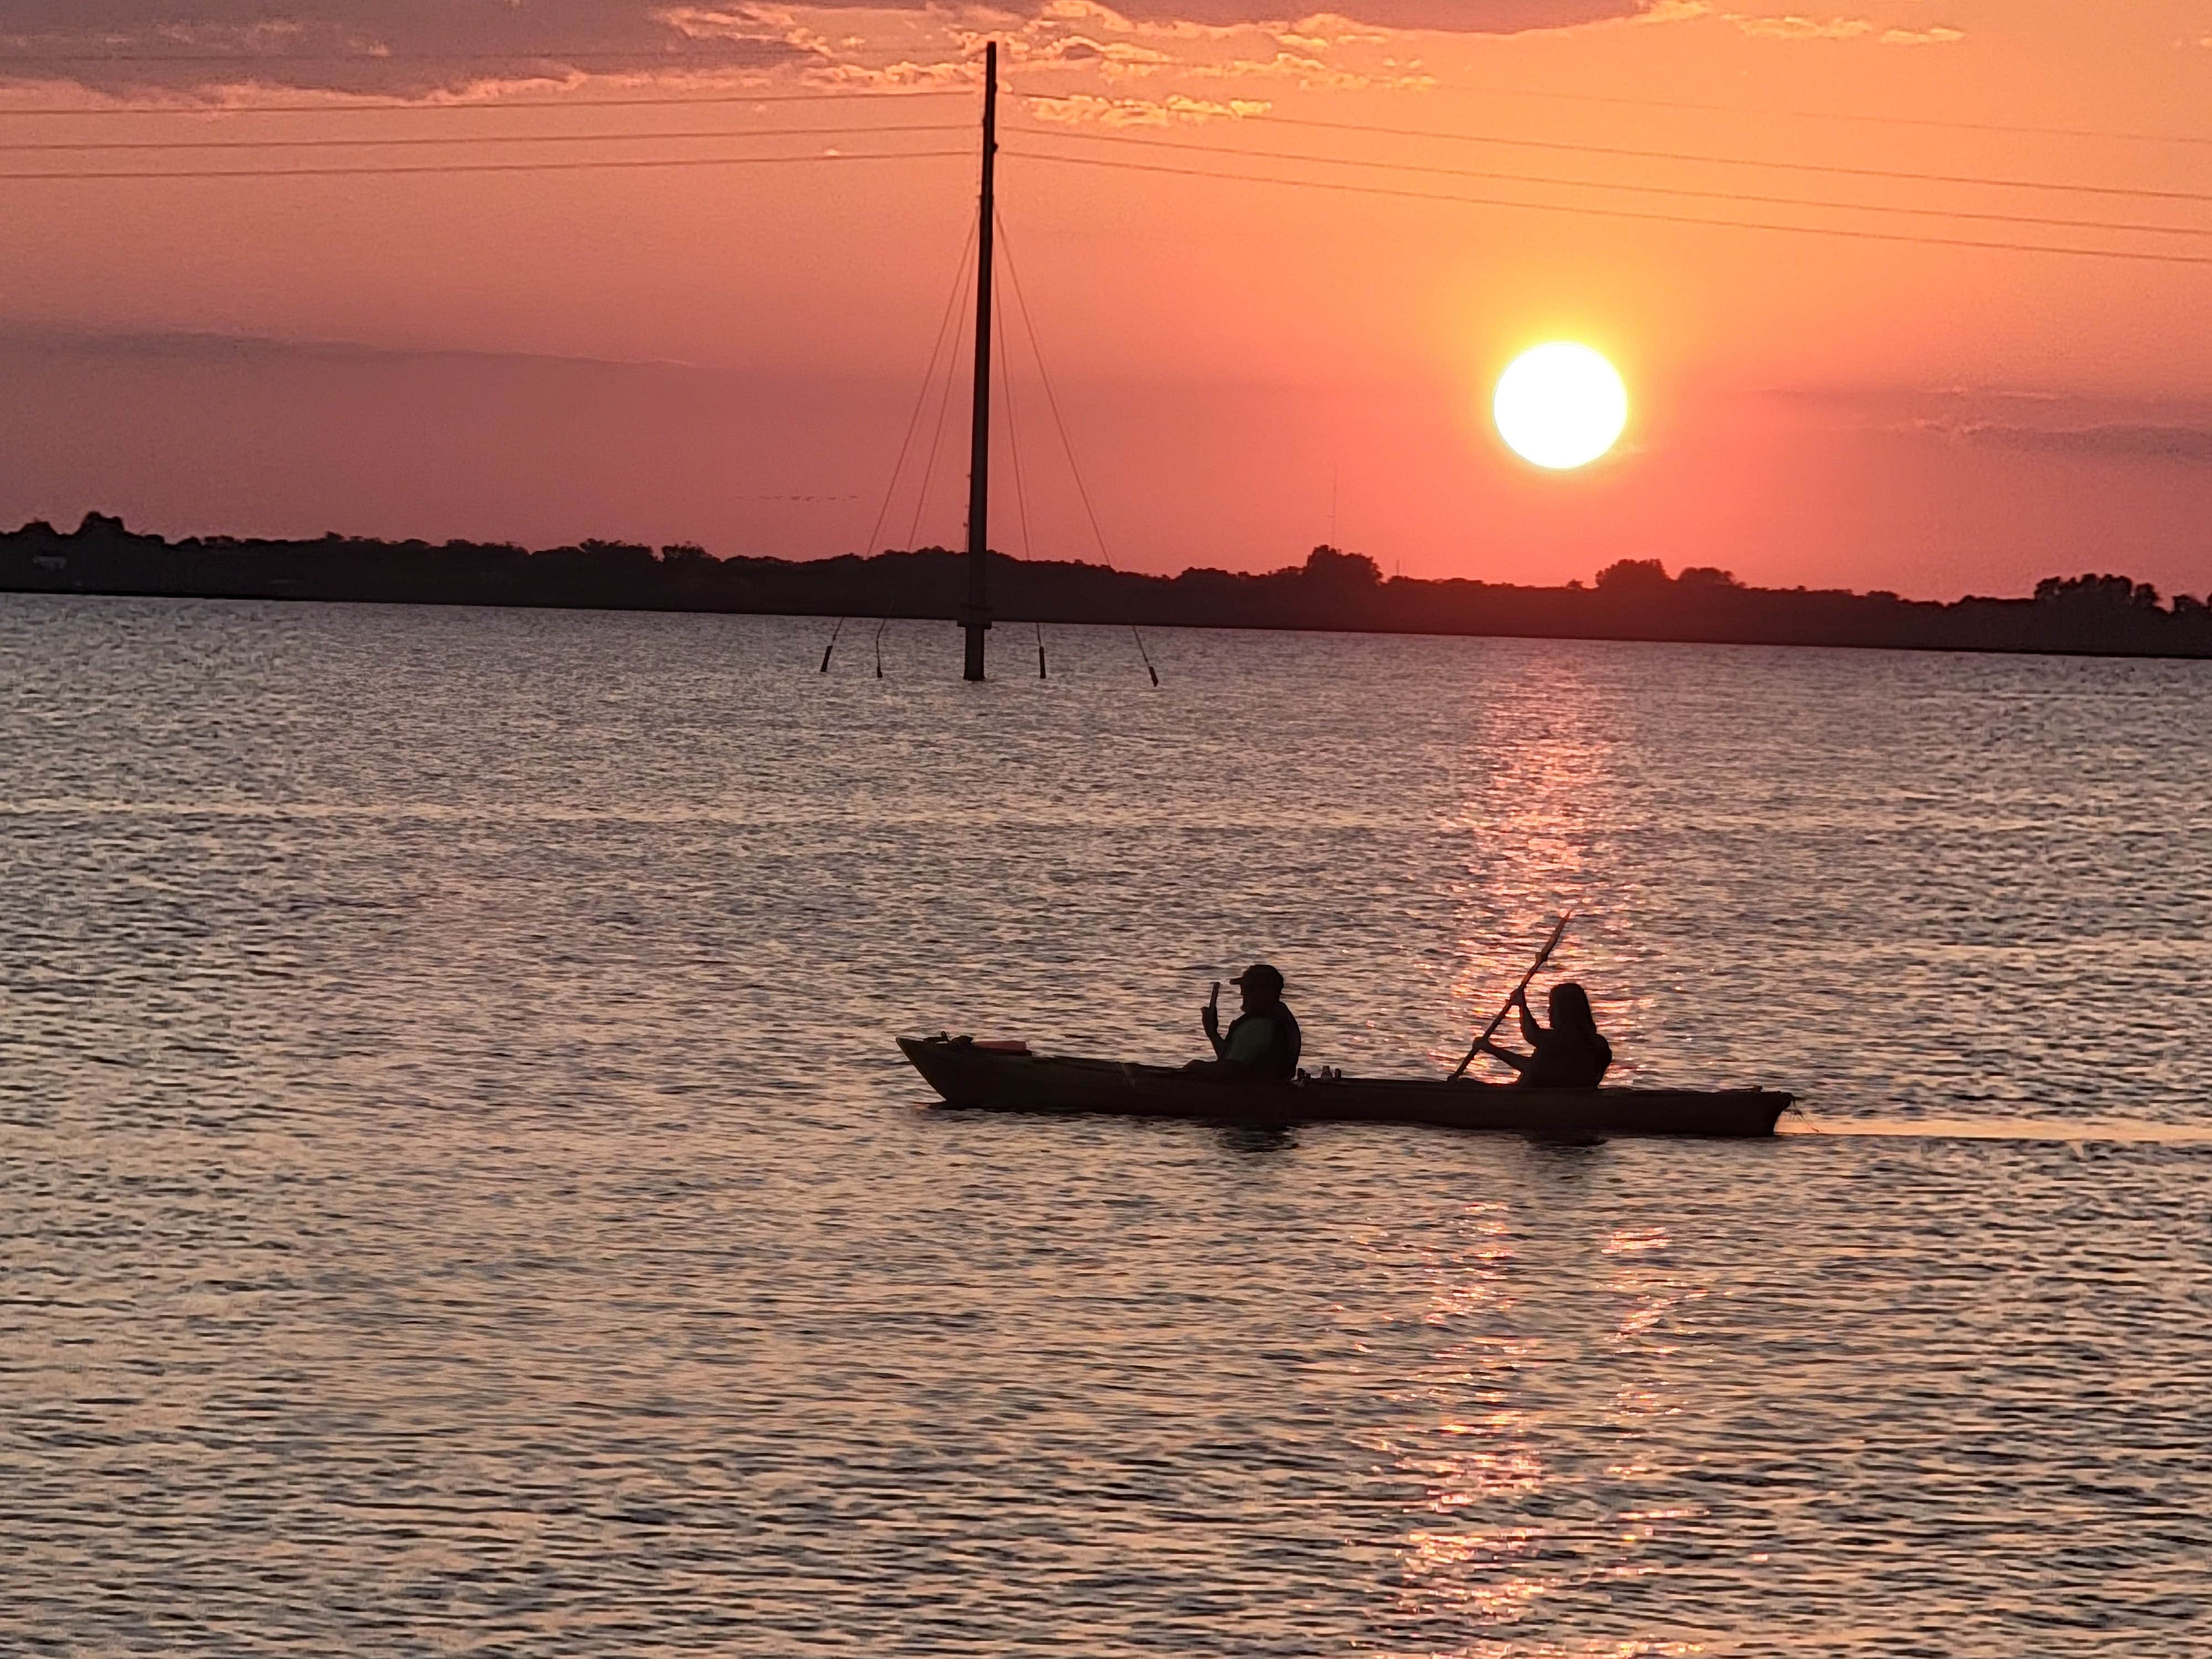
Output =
[{"x1": 961, "y1": 41, "x2": 998, "y2": 682}]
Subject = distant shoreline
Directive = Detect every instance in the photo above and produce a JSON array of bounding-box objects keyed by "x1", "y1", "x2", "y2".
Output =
[{"x1": 8, "y1": 514, "x2": 2210, "y2": 661}]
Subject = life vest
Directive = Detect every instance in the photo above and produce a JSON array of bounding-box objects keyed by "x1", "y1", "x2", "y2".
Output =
[{"x1": 1225, "y1": 1000, "x2": 1302, "y2": 1081}]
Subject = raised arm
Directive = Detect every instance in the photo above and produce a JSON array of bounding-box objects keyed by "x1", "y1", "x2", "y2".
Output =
[{"x1": 1203, "y1": 982, "x2": 1230, "y2": 1060}]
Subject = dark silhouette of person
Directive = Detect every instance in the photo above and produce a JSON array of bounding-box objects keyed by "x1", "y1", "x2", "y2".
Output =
[
  {"x1": 1478, "y1": 981, "x2": 1612, "y2": 1087},
  {"x1": 1194, "y1": 963, "x2": 1302, "y2": 1080}
]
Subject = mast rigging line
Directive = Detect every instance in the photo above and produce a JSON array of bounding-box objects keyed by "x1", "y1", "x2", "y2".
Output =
[
  {"x1": 908, "y1": 220, "x2": 977, "y2": 552},
  {"x1": 1027, "y1": 113, "x2": 2212, "y2": 209},
  {"x1": 1003, "y1": 126, "x2": 2212, "y2": 243},
  {"x1": 999, "y1": 149, "x2": 2212, "y2": 269},
  {"x1": 0, "y1": 147, "x2": 969, "y2": 182},
  {"x1": 996, "y1": 274, "x2": 1036, "y2": 568},
  {"x1": 860, "y1": 213, "x2": 978, "y2": 563},
  {"x1": 996, "y1": 207, "x2": 1159, "y2": 687}
]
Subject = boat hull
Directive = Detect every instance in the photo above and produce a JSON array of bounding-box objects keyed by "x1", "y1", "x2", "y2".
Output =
[{"x1": 898, "y1": 1036, "x2": 1790, "y2": 1138}]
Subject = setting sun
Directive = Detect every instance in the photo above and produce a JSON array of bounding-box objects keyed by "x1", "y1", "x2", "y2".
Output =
[{"x1": 1493, "y1": 344, "x2": 1629, "y2": 471}]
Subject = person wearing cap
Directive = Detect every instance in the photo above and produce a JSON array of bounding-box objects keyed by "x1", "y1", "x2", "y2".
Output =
[{"x1": 1196, "y1": 963, "x2": 1303, "y2": 1080}]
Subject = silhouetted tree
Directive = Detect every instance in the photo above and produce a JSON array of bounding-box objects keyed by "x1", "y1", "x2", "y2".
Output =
[
  {"x1": 2035, "y1": 572, "x2": 2161, "y2": 608},
  {"x1": 1299, "y1": 545, "x2": 1383, "y2": 587},
  {"x1": 1595, "y1": 558, "x2": 1670, "y2": 592}
]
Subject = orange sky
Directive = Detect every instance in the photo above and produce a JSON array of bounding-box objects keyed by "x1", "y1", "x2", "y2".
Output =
[{"x1": 3, "y1": 1, "x2": 2210, "y2": 597}]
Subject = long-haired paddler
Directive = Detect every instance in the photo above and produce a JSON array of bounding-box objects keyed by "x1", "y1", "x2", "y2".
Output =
[{"x1": 1475, "y1": 980, "x2": 1613, "y2": 1088}]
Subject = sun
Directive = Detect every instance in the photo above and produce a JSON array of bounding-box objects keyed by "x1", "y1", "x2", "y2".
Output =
[{"x1": 1493, "y1": 343, "x2": 1628, "y2": 470}]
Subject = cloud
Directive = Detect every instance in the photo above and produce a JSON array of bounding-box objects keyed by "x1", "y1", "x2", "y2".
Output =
[
  {"x1": 0, "y1": 319, "x2": 693, "y2": 374},
  {"x1": 0, "y1": 2, "x2": 1656, "y2": 98},
  {"x1": 1762, "y1": 387, "x2": 2212, "y2": 468},
  {"x1": 1719, "y1": 11, "x2": 1963, "y2": 44},
  {"x1": 1950, "y1": 422, "x2": 2212, "y2": 466},
  {"x1": 1722, "y1": 13, "x2": 1871, "y2": 40},
  {"x1": 1025, "y1": 1, "x2": 1645, "y2": 25},
  {"x1": 0, "y1": 3, "x2": 811, "y2": 98}
]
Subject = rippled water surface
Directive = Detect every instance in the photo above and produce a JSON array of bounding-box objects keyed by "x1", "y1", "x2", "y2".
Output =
[{"x1": 3, "y1": 597, "x2": 2208, "y2": 1656}]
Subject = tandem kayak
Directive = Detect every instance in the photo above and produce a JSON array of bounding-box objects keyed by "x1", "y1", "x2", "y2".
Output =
[{"x1": 899, "y1": 1035, "x2": 1793, "y2": 1138}]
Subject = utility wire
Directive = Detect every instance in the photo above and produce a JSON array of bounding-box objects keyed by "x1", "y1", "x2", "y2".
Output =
[
  {"x1": 17, "y1": 53, "x2": 2205, "y2": 150},
  {"x1": 1413, "y1": 80, "x2": 2212, "y2": 151},
  {"x1": 860, "y1": 216, "x2": 977, "y2": 562},
  {"x1": 0, "y1": 48, "x2": 963, "y2": 66},
  {"x1": 7, "y1": 65, "x2": 2201, "y2": 150},
  {"x1": 1006, "y1": 125, "x2": 2212, "y2": 243},
  {"x1": 0, "y1": 147, "x2": 968, "y2": 181},
  {"x1": 1001, "y1": 148, "x2": 2212, "y2": 269},
  {"x1": 1222, "y1": 113, "x2": 2212, "y2": 206},
  {"x1": 0, "y1": 121, "x2": 969, "y2": 152},
  {"x1": 13, "y1": 75, "x2": 2201, "y2": 199},
  {"x1": 28, "y1": 113, "x2": 2205, "y2": 217},
  {"x1": 19, "y1": 56, "x2": 2205, "y2": 150},
  {"x1": 0, "y1": 88, "x2": 970, "y2": 118}
]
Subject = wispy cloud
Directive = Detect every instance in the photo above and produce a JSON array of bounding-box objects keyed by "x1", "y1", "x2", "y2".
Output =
[
  {"x1": 1880, "y1": 24, "x2": 1963, "y2": 45},
  {"x1": 0, "y1": 320, "x2": 697, "y2": 374},
  {"x1": 1944, "y1": 421, "x2": 2212, "y2": 465},
  {"x1": 1719, "y1": 11, "x2": 1963, "y2": 44},
  {"x1": 1765, "y1": 385, "x2": 2212, "y2": 468},
  {"x1": 1724, "y1": 14, "x2": 1874, "y2": 41}
]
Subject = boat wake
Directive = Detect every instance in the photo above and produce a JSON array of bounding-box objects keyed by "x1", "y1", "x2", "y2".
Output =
[{"x1": 1780, "y1": 1112, "x2": 2212, "y2": 1147}]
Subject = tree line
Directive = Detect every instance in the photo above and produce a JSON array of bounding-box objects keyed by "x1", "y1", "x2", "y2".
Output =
[{"x1": 6, "y1": 513, "x2": 2210, "y2": 660}]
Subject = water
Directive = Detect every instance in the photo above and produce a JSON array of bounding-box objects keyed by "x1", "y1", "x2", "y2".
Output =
[{"x1": 2, "y1": 596, "x2": 2207, "y2": 1656}]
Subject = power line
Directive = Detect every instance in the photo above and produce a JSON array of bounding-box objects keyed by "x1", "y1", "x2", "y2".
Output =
[
  {"x1": 1413, "y1": 80, "x2": 2212, "y2": 151},
  {"x1": 1006, "y1": 126, "x2": 2212, "y2": 243},
  {"x1": 15, "y1": 57, "x2": 2204, "y2": 152},
  {"x1": 0, "y1": 47, "x2": 936, "y2": 65},
  {"x1": 0, "y1": 147, "x2": 968, "y2": 182},
  {"x1": 1000, "y1": 148, "x2": 2212, "y2": 269},
  {"x1": 0, "y1": 87, "x2": 970, "y2": 118},
  {"x1": 1225, "y1": 113, "x2": 2212, "y2": 207},
  {"x1": 0, "y1": 121, "x2": 968, "y2": 153}
]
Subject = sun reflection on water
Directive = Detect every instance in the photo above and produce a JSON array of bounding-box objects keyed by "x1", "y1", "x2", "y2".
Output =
[
  {"x1": 1441, "y1": 661, "x2": 1626, "y2": 1075},
  {"x1": 1362, "y1": 1201, "x2": 1731, "y2": 1657}
]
